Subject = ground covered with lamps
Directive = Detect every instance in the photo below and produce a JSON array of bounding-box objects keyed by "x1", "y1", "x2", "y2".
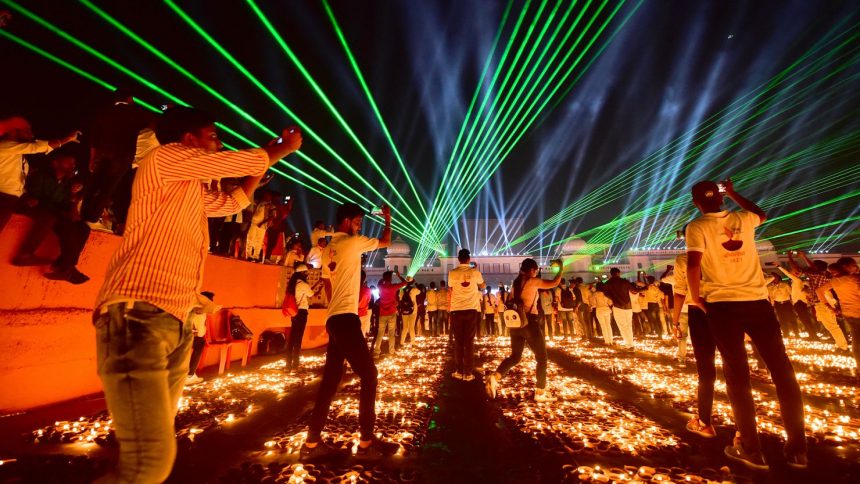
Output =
[{"x1": 0, "y1": 335, "x2": 858, "y2": 483}]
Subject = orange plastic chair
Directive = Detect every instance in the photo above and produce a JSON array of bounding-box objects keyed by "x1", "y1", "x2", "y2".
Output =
[{"x1": 201, "y1": 310, "x2": 252, "y2": 374}]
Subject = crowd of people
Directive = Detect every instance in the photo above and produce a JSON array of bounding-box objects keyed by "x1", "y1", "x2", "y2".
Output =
[
  {"x1": 0, "y1": 91, "x2": 314, "y2": 287},
  {"x1": 4, "y1": 91, "x2": 860, "y2": 479}
]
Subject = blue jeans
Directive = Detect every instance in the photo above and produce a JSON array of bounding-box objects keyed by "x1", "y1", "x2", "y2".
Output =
[{"x1": 94, "y1": 302, "x2": 193, "y2": 483}]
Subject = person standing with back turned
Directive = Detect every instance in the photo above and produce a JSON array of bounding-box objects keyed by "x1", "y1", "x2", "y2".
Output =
[{"x1": 686, "y1": 178, "x2": 806, "y2": 471}]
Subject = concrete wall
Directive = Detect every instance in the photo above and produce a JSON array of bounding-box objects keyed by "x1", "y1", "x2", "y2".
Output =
[{"x1": 0, "y1": 214, "x2": 328, "y2": 412}]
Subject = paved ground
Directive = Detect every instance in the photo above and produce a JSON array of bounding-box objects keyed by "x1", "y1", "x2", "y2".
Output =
[{"x1": 1, "y1": 334, "x2": 858, "y2": 483}]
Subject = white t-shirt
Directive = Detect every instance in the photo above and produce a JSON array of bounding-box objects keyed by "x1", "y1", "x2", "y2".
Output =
[
  {"x1": 283, "y1": 250, "x2": 304, "y2": 268},
  {"x1": 437, "y1": 287, "x2": 450, "y2": 311},
  {"x1": 665, "y1": 254, "x2": 691, "y2": 313},
  {"x1": 483, "y1": 293, "x2": 498, "y2": 314},
  {"x1": 306, "y1": 246, "x2": 323, "y2": 269},
  {"x1": 190, "y1": 312, "x2": 207, "y2": 338},
  {"x1": 685, "y1": 210, "x2": 769, "y2": 302},
  {"x1": 592, "y1": 290, "x2": 612, "y2": 310},
  {"x1": 425, "y1": 289, "x2": 438, "y2": 311},
  {"x1": 0, "y1": 140, "x2": 52, "y2": 197},
  {"x1": 448, "y1": 264, "x2": 484, "y2": 311},
  {"x1": 295, "y1": 279, "x2": 314, "y2": 310},
  {"x1": 310, "y1": 228, "x2": 333, "y2": 245},
  {"x1": 326, "y1": 232, "x2": 379, "y2": 317}
]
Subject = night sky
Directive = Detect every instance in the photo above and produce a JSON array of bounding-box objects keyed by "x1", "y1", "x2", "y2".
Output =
[{"x1": 2, "y1": 0, "x2": 859, "y2": 256}]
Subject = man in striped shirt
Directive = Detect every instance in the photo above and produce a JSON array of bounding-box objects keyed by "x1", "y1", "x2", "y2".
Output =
[{"x1": 93, "y1": 107, "x2": 301, "y2": 483}]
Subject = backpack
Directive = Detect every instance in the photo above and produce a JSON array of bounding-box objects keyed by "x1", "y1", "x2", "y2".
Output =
[
  {"x1": 229, "y1": 314, "x2": 254, "y2": 340},
  {"x1": 282, "y1": 292, "x2": 299, "y2": 317},
  {"x1": 258, "y1": 330, "x2": 286, "y2": 355},
  {"x1": 399, "y1": 288, "x2": 415, "y2": 315},
  {"x1": 559, "y1": 287, "x2": 576, "y2": 309}
]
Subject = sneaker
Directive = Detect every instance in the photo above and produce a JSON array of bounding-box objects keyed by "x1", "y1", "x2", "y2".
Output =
[
  {"x1": 451, "y1": 371, "x2": 463, "y2": 380},
  {"x1": 185, "y1": 375, "x2": 204, "y2": 386},
  {"x1": 534, "y1": 389, "x2": 557, "y2": 403},
  {"x1": 85, "y1": 220, "x2": 112, "y2": 233},
  {"x1": 485, "y1": 373, "x2": 499, "y2": 399},
  {"x1": 724, "y1": 444, "x2": 769, "y2": 471},
  {"x1": 45, "y1": 267, "x2": 90, "y2": 285},
  {"x1": 785, "y1": 452, "x2": 808, "y2": 470},
  {"x1": 462, "y1": 374, "x2": 475, "y2": 382},
  {"x1": 299, "y1": 441, "x2": 350, "y2": 462},
  {"x1": 356, "y1": 437, "x2": 400, "y2": 458},
  {"x1": 686, "y1": 418, "x2": 716, "y2": 438}
]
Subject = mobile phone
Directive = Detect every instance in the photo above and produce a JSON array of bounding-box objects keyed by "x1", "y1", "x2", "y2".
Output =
[
  {"x1": 284, "y1": 195, "x2": 291, "y2": 201},
  {"x1": 717, "y1": 182, "x2": 726, "y2": 193},
  {"x1": 160, "y1": 104, "x2": 168, "y2": 111},
  {"x1": 370, "y1": 206, "x2": 384, "y2": 216},
  {"x1": 276, "y1": 137, "x2": 283, "y2": 144}
]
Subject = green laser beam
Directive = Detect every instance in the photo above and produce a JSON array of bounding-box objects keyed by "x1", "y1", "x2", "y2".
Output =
[
  {"x1": 246, "y1": 0, "x2": 427, "y2": 224},
  {"x1": 320, "y1": 0, "x2": 427, "y2": 218},
  {"x1": 163, "y1": 0, "x2": 427, "y2": 237}
]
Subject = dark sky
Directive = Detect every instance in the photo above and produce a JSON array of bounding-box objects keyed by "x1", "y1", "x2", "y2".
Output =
[{"x1": 2, "y1": 0, "x2": 859, "y2": 255}]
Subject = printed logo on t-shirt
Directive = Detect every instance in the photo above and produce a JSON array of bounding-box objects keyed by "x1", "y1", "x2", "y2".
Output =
[
  {"x1": 461, "y1": 271, "x2": 471, "y2": 287},
  {"x1": 720, "y1": 226, "x2": 743, "y2": 252},
  {"x1": 328, "y1": 248, "x2": 337, "y2": 272}
]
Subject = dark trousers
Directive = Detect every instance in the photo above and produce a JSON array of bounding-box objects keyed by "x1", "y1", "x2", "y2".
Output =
[
  {"x1": 0, "y1": 192, "x2": 19, "y2": 233},
  {"x1": 496, "y1": 314, "x2": 548, "y2": 389},
  {"x1": 427, "y1": 311, "x2": 438, "y2": 336},
  {"x1": 308, "y1": 314, "x2": 378, "y2": 442},
  {"x1": 188, "y1": 336, "x2": 206, "y2": 376},
  {"x1": 451, "y1": 310, "x2": 478, "y2": 375},
  {"x1": 218, "y1": 221, "x2": 242, "y2": 256},
  {"x1": 774, "y1": 301, "x2": 799, "y2": 337},
  {"x1": 54, "y1": 220, "x2": 90, "y2": 270},
  {"x1": 484, "y1": 314, "x2": 496, "y2": 336},
  {"x1": 438, "y1": 310, "x2": 449, "y2": 335},
  {"x1": 208, "y1": 217, "x2": 225, "y2": 253},
  {"x1": 287, "y1": 309, "x2": 308, "y2": 370},
  {"x1": 706, "y1": 300, "x2": 806, "y2": 455},
  {"x1": 688, "y1": 307, "x2": 717, "y2": 425},
  {"x1": 794, "y1": 301, "x2": 818, "y2": 339},
  {"x1": 81, "y1": 153, "x2": 132, "y2": 223},
  {"x1": 646, "y1": 303, "x2": 662, "y2": 336},
  {"x1": 16, "y1": 205, "x2": 61, "y2": 256}
]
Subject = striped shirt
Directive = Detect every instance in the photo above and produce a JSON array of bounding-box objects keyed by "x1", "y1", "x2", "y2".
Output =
[{"x1": 96, "y1": 143, "x2": 269, "y2": 321}]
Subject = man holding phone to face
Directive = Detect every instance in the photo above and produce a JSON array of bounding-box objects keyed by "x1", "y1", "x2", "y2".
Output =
[{"x1": 686, "y1": 178, "x2": 806, "y2": 471}]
